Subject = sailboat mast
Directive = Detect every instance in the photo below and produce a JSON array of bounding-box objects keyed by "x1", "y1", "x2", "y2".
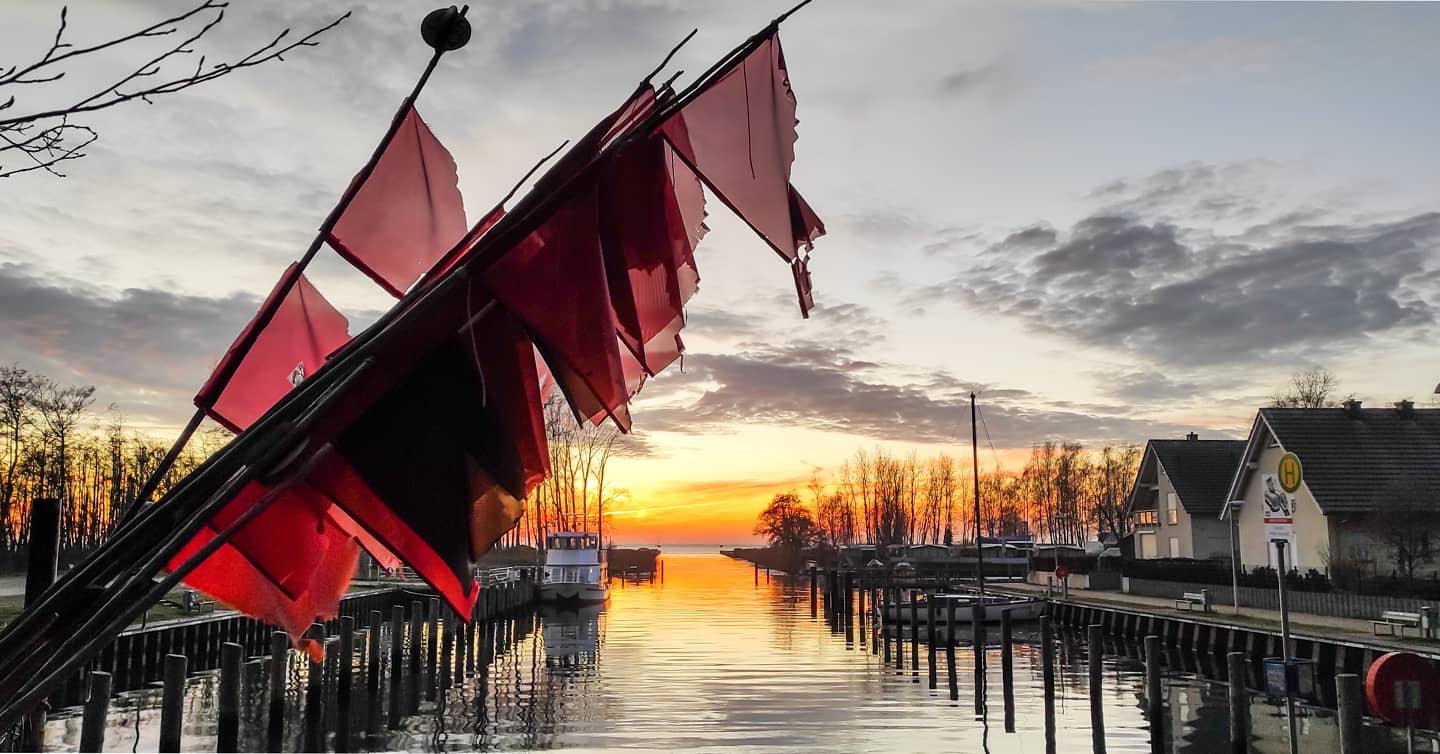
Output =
[{"x1": 972, "y1": 392, "x2": 984, "y2": 597}]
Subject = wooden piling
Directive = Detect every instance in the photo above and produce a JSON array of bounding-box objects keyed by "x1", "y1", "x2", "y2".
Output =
[
  {"x1": 425, "y1": 597, "x2": 440, "y2": 701},
  {"x1": 337, "y1": 615, "x2": 355, "y2": 752},
  {"x1": 1145, "y1": 635, "x2": 1163, "y2": 754},
  {"x1": 218, "y1": 641, "x2": 242, "y2": 753},
  {"x1": 1336, "y1": 673, "x2": 1361, "y2": 754},
  {"x1": 1001, "y1": 607, "x2": 1014, "y2": 732},
  {"x1": 882, "y1": 588, "x2": 893, "y2": 664},
  {"x1": 973, "y1": 599, "x2": 987, "y2": 716},
  {"x1": 268, "y1": 631, "x2": 287, "y2": 750},
  {"x1": 159, "y1": 654, "x2": 187, "y2": 753},
  {"x1": 1228, "y1": 651, "x2": 1249, "y2": 754},
  {"x1": 946, "y1": 597, "x2": 959, "y2": 701},
  {"x1": 79, "y1": 670, "x2": 111, "y2": 753},
  {"x1": 440, "y1": 612, "x2": 454, "y2": 690},
  {"x1": 927, "y1": 596, "x2": 938, "y2": 688},
  {"x1": 1041, "y1": 616, "x2": 1056, "y2": 752},
  {"x1": 909, "y1": 591, "x2": 919, "y2": 676},
  {"x1": 304, "y1": 625, "x2": 325, "y2": 752},
  {"x1": 1088, "y1": 624, "x2": 1105, "y2": 754},
  {"x1": 21, "y1": 497, "x2": 60, "y2": 753},
  {"x1": 389, "y1": 605, "x2": 405, "y2": 727},
  {"x1": 367, "y1": 610, "x2": 383, "y2": 735},
  {"x1": 408, "y1": 600, "x2": 423, "y2": 712}
]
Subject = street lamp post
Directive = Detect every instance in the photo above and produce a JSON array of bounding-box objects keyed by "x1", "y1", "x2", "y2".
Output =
[{"x1": 1227, "y1": 500, "x2": 1245, "y2": 616}]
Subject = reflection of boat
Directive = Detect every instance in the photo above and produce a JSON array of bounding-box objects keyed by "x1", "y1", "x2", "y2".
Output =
[
  {"x1": 541, "y1": 603, "x2": 603, "y2": 662},
  {"x1": 881, "y1": 593, "x2": 1046, "y2": 624},
  {"x1": 540, "y1": 532, "x2": 608, "y2": 602}
]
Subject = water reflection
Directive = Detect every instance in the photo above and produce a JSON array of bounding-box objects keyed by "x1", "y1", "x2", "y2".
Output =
[{"x1": 45, "y1": 553, "x2": 1435, "y2": 752}]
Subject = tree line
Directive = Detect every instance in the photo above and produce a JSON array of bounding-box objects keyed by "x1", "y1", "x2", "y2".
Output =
[{"x1": 773, "y1": 442, "x2": 1140, "y2": 553}]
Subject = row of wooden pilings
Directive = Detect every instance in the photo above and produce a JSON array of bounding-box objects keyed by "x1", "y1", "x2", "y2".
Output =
[
  {"x1": 801, "y1": 567, "x2": 1376, "y2": 754},
  {"x1": 70, "y1": 574, "x2": 539, "y2": 752}
]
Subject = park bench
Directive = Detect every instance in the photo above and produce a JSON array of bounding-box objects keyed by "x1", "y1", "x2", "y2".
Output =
[
  {"x1": 1372, "y1": 610, "x2": 1423, "y2": 637},
  {"x1": 182, "y1": 589, "x2": 215, "y2": 614},
  {"x1": 1174, "y1": 590, "x2": 1211, "y2": 612}
]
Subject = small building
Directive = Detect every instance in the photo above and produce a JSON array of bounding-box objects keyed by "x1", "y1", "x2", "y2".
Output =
[
  {"x1": 1222, "y1": 400, "x2": 1440, "y2": 573},
  {"x1": 1126, "y1": 433, "x2": 1245, "y2": 559},
  {"x1": 907, "y1": 543, "x2": 952, "y2": 563}
]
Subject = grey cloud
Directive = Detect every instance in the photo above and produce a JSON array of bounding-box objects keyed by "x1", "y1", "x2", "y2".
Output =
[
  {"x1": 951, "y1": 210, "x2": 1440, "y2": 367},
  {"x1": 937, "y1": 63, "x2": 1008, "y2": 99},
  {"x1": 634, "y1": 342, "x2": 1192, "y2": 448}
]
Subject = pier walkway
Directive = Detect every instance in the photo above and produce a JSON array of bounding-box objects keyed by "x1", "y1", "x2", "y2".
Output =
[{"x1": 994, "y1": 580, "x2": 1440, "y2": 657}]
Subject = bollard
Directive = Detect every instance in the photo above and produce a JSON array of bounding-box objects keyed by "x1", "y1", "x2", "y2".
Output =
[
  {"x1": 1041, "y1": 616, "x2": 1056, "y2": 752},
  {"x1": 1228, "y1": 651, "x2": 1249, "y2": 754},
  {"x1": 338, "y1": 615, "x2": 355, "y2": 752},
  {"x1": 218, "y1": 641, "x2": 242, "y2": 753},
  {"x1": 159, "y1": 654, "x2": 187, "y2": 753},
  {"x1": 973, "y1": 599, "x2": 987, "y2": 716},
  {"x1": 79, "y1": 670, "x2": 112, "y2": 753},
  {"x1": 927, "y1": 596, "x2": 938, "y2": 689},
  {"x1": 426, "y1": 597, "x2": 440, "y2": 701},
  {"x1": 1088, "y1": 624, "x2": 1106, "y2": 754},
  {"x1": 268, "y1": 632, "x2": 288, "y2": 750},
  {"x1": 304, "y1": 626, "x2": 327, "y2": 752},
  {"x1": 1336, "y1": 673, "x2": 1361, "y2": 754},
  {"x1": 408, "y1": 601, "x2": 423, "y2": 712},
  {"x1": 909, "y1": 591, "x2": 919, "y2": 676},
  {"x1": 389, "y1": 605, "x2": 405, "y2": 727},
  {"x1": 1145, "y1": 635, "x2": 1163, "y2": 754},
  {"x1": 367, "y1": 610, "x2": 383, "y2": 735},
  {"x1": 1001, "y1": 608, "x2": 1015, "y2": 733}
]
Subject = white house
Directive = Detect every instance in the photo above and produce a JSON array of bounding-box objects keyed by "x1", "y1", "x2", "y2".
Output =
[{"x1": 1126, "y1": 434, "x2": 1245, "y2": 559}]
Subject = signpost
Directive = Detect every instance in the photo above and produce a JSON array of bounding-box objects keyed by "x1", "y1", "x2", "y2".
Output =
[{"x1": 1264, "y1": 452, "x2": 1305, "y2": 754}]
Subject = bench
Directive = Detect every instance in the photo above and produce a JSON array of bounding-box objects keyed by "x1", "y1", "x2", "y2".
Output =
[
  {"x1": 1372, "y1": 610, "x2": 1423, "y2": 637},
  {"x1": 1174, "y1": 590, "x2": 1211, "y2": 612},
  {"x1": 182, "y1": 589, "x2": 216, "y2": 614}
]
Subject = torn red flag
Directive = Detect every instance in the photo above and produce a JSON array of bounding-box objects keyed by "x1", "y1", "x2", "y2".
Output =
[
  {"x1": 196, "y1": 263, "x2": 350, "y2": 433},
  {"x1": 659, "y1": 33, "x2": 823, "y2": 263},
  {"x1": 327, "y1": 106, "x2": 468, "y2": 297}
]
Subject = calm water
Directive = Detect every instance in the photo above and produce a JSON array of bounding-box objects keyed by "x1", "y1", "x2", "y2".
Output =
[{"x1": 45, "y1": 552, "x2": 1433, "y2": 752}]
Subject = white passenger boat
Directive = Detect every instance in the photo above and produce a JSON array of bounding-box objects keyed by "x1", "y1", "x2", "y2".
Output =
[
  {"x1": 881, "y1": 593, "x2": 1046, "y2": 624},
  {"x1": 540, "y1": 532, "x2": 608, "y2": 603}
]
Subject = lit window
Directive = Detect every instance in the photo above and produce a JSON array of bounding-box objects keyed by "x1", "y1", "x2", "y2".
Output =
[
  {"x1": 1167, "y1": 493, "x2": 1179, "y2": 525},
  {"x1": 1134, "y1": 511, "x2": 1158, "y2": 526}
]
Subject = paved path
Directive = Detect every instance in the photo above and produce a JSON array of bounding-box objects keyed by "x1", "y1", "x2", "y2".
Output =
[{"x1": 994, "y1": 581, "x2": 1440, "y2": 657}]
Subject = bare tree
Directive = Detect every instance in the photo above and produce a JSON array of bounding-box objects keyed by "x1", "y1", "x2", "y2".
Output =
[
  {"x1": 0, "y1": 366, "x2": 42, "y2": 547},
  {"x1": 35, "y1": 382, "x2": 94, "y2": 503},
  {"x1": 1270, "y1": 367, "x2": 1341, "y2": 408},
  {"x1": 0, "y1": 2, "x2": 348, "y2": 178},
  {"x1": 1366, "y1": 480, "x2": 1440, "y2": 584}
]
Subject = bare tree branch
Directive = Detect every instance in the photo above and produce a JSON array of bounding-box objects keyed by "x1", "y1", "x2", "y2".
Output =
[{"x1": 0, "y1": 2, "x2": 348, "y2": 179}]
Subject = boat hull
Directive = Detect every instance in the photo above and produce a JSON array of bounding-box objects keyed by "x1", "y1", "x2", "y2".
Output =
[
  {"x1": 539, "y1": 582, "x2": 608, "y2": 603},
  {"x1": 881, "y1": 597, "x2": 1045, "y2": 624}
]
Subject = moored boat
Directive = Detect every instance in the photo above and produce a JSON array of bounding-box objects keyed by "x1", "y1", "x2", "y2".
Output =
[
  {"x1": 880, "y1": 593, "x2": 1046, "y2": 624},
  {"x1": 540, "y1": 532, "x2": 608, "y2": 603}
]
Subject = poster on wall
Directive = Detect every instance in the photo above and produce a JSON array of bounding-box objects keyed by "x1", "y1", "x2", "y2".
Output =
[{"x1": 1261, "y1": 473, "x2": 1298, "y2": 569}]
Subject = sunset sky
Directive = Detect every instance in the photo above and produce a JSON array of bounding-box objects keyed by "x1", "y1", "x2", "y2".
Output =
[{"x1": 3, "y1": 1, "x2": 1439, "y2": 545}]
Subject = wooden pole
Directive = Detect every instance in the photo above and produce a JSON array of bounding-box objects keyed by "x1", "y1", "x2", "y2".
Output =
[
  {"x1": 268, "y1": 632, "x2": 287, "y2": 750},
  {"x1": 909, "y1": 591, "x2": 919, "y2": 675},
  {"x1": 389, "y1": 605, "x2": 404, "y2": 728},
  {"x1": 426, "y1": 597, "x2": 440, "y2": 701},
  {"x1": 1228, "y1": 651, "x2": 1249, "y2": 754},
  {"x1": 882, "y1": 588, "x2": 893, "y2": 665},
  {"x1": 1336, "y1": 673, "x2": 1361, "y2": 754},
  {"x1": 159, "y1": 654, "x2": 187, "y2": 753},
  {"x1": 407, "y1": 601, "x2": 423, "y2": 712},
  {"x1": 946, "y1": 597, "x2": 959, "y2": 701},
  {"x1": 1145, "y1": 635, "x2": 1163, "y2": 754},
  {"x1": 1041, "y1": 615, "x2": 1056, "y2": 752},
  {"x1": 973, "y1": 599, "x2": 987, "y2": 716},
  {"x1": 303, "y1": 624, "x2": 325, "y2": 752},
  {"x1": 927, "y1": 596, "x2": 938, "y2": 689},
  {"x1": 78, "y1": 670, "x2": 111, "y2": 753},
  {"x1": 337, "y1": 615, "x2": 354, "y2": 752},
  {"x1": 21, "y1": 497, "x2": 60, "y2": 753},
  {"x1": 367, "y1": 610, "x2": 383, "y2": 736},
  {"x1": 440, "y1": 612, "x2": 454, "y2": 690},
  {"x1": 1088, "y1": 624, "x2": 1106, "y2": 754},
  {"x1": 1001, "y1": 608, "x2": 1014, "y2": 733},
  {"x1": 218, "y1": 641, "x2": 242, "y2": 753}
]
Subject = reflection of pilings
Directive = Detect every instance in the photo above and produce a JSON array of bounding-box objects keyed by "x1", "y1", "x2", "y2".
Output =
[
  {"x1": 303, "y1": 625, "x2": 325, "y2": 752},
  {"x1": 268, "y1": 631, "x2": 287, "y2": 750},
  {"x1": 1001, "y1": 608, "x2": 1014, "y2": 732},
  {"x1": 909, "y1": 591, "x2": 919, "y2": 677},
  {"x1": 426, "y1": 597, "x2": 440, "y2": 702},
  {"x1": 388, "y1": 605, "x2": 404, "y2": 728},
  {"x1": 407, "y1": 601, "x2": 423, "y2": 714},
  {"x1": 1145, "y1": 635, "x2": 1163, "y2": 754},
  {"x1": 1088, "y1": 624, "x2": 1105, "y2": 754},
  {"x1": 926, "y1": 596, "x2": 937, "y2": 689},
  {"x1": 160, "y1": 654, "x2": 186, "y2": 753},
  {"x1": 882, "y1": 588, "x2": 893, "y2": 665},
  {"x1": 973, "y1": 600, "x2": 986, "y2": 716},
  {"x1": 366, "y1": 610, "x2": 383, "y2": 738},
  {"x1": 78, "y1": 670, "x2": 110, "y2": 753},
  {"x1": 946, "y1": 598, "x2": 959, "y2": 702},
  {"x1": 1041, "y1": 616, "x2": 1056, "y2": 754}
]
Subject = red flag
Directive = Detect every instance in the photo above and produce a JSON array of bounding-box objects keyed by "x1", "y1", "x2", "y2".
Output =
[
  {"x1": 424, "y1": 203, "x2": 506, "y2": 286},
  {"x1": 196, "y1": 264, "x2": 350, "y2": 432},
  {"x1": 660, "y1": 34, "x2": 823, "y2": 262},
  {"x1": 328, "y1": 106, "x2": 468, "y2": 297}
]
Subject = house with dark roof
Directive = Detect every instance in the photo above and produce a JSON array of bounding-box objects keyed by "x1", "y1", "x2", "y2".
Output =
[
  {"x1": 1221, "y1": 400, "x2": 1440, "y2": 573},
  {"x1": 1125, "y1": 433, "x2": 1245, "y2": 560}
]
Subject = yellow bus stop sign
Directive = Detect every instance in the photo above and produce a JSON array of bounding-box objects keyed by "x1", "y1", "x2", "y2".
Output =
[{"x1": 1278, "y1": 452, "x2": 1303, "y2": 493}]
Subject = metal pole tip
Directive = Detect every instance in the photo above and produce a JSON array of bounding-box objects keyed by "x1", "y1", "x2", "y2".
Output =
[{"x1": 422, "y1": 6, "x2": 471, "y2": 51}]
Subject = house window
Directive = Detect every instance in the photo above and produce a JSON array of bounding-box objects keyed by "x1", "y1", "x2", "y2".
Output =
[
  {"x1": 1134, "y1": 511, "x2": 1158, "y2": 527},
  {"x1": 1167, "y1": 493, "x2": 1179, "y2": 525},
  {"x1": 1169, "y1": 537, "x2": 1181, "y2": 557}
]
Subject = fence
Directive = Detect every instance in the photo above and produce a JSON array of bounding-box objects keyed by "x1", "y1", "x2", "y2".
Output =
[{"x1": 1125, "y1": 577, "x2": 1440, "y2": 620}]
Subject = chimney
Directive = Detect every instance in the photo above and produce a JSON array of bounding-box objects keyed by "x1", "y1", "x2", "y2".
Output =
[
  {"x1": 1186, "y1": 432, "x2": 1198, "y2": 441},
  {"x1": 1396, "y1": 399, "x2": 1415, "y2": 419},
  {"x1": 1343, "y1": 398, "x2": 1363, "y2": 418}
]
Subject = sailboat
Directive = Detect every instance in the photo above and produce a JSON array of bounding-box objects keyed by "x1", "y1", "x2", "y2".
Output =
[{"x1": 882, "y1": 392, "x2": 1045, "y2": 625}]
